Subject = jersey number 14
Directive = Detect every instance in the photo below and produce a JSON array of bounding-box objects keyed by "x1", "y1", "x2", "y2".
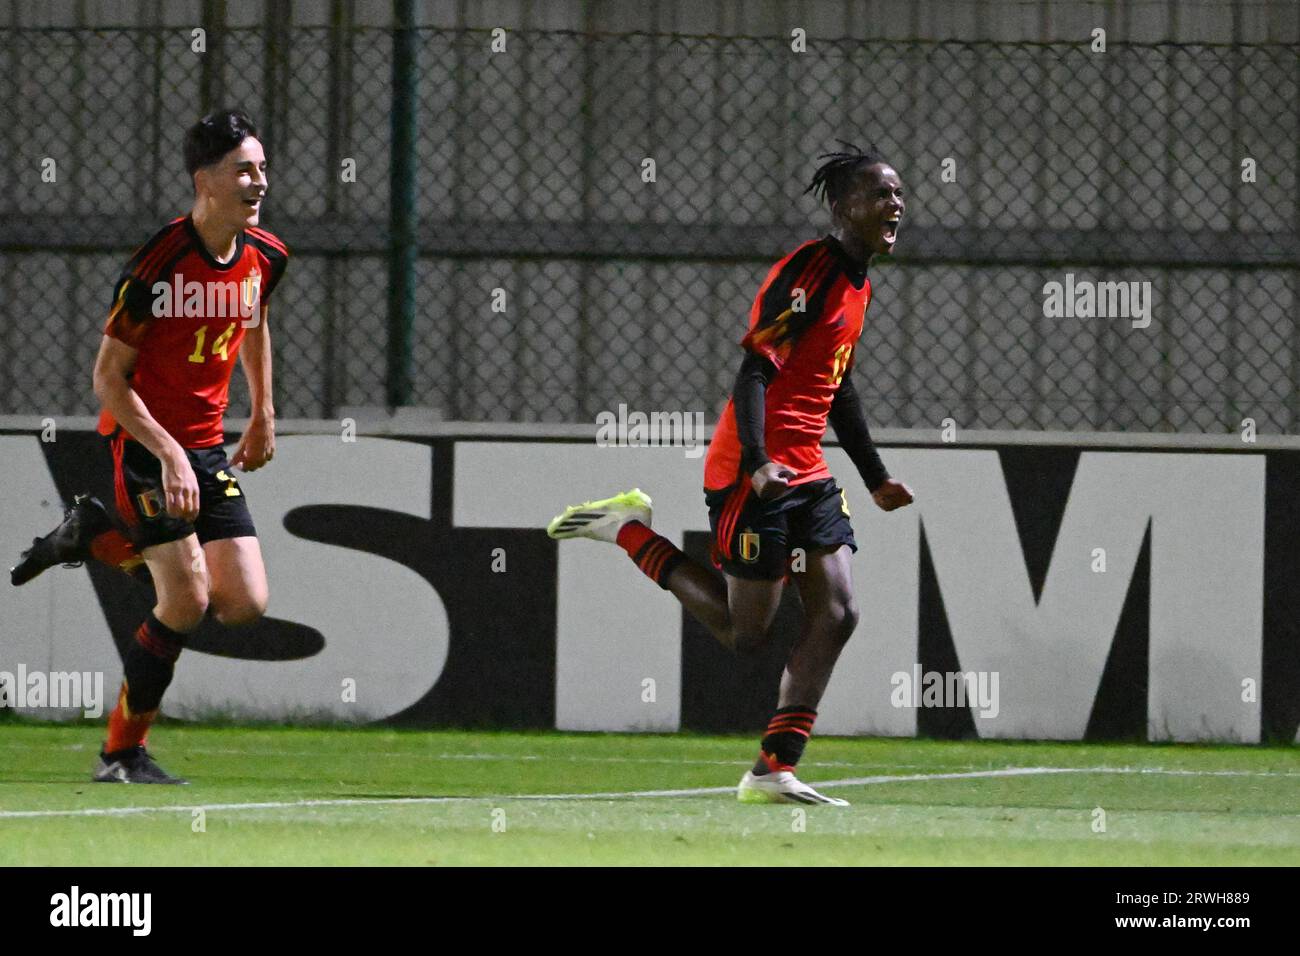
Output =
[{"x1": 188, "y1": 323, "x2": 237, "y2": 364}]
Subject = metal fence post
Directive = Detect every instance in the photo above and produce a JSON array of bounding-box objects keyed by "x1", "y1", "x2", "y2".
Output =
[
  {"x1": 199, "y1": 0, "x2": 226, "y2": 114},
  {"x1": 387, "y1": 0, "x2": 419, "y2": 409}
]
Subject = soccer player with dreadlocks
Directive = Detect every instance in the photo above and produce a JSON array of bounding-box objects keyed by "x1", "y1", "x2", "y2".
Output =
[{"x1": 548, "y1": 143, "x2": 913, "y2": 805}]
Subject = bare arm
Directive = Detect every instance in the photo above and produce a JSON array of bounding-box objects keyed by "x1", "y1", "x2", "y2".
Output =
[
  {"x1": 92, "y1": 335, "x2": 199, "y2": 519},
  {"x1": 230, "y1": 304, "x2": 275, "y2": 471}
]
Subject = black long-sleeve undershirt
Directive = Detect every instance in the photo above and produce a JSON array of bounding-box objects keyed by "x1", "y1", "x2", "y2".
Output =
[
  {"x1": 827, "y1": 371, "x2": 891, "y2": 492},
  {"x1": 730, "y1": 350, "x2": 891, "y2": 492},
  {"x1": 732, "y1": 350, "x2": 777, "y2": 477}
]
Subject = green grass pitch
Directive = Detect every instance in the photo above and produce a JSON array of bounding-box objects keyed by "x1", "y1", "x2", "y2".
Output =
[{"x1": 1, "y1": 723, "x2": 1296, "y2": 866}]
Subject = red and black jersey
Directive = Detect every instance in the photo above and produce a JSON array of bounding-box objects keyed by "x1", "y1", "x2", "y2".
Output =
[
  {"x1": 704, "y1": 236, "x2": 871, "y2": 491},
  {"x1": 97, "y1": 216, "x2": 289, "y2": 449}
]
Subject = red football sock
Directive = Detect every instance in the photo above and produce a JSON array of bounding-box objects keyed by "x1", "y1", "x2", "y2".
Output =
[
  {"x1": 615, "y1": 520, "x2": 656, "y2": 556},
  {"x1": 615, "y1": 521, "x2": 685, "y2": 590},
  {"x1": 89, "y1": 528, "x2": 145, "y2": 577},
  {"x1": 104, "y1": 683, "x2": 157, "y2": 753}
]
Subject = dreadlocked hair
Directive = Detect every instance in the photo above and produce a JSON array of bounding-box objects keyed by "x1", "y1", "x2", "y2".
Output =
[{"x1": 805, "y1": 140, "x2": 889, "y2": 211}]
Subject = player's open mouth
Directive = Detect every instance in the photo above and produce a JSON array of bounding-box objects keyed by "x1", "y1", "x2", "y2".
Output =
[
  {"x1": 881, "y1": 218, "x2": 900, "y2": 244},
  {"x1": 244, "y1": 197, "x2": 262, "y2": 210}
]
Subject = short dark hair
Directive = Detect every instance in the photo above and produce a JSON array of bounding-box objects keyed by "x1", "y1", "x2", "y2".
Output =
[
  {"x1": 184, "y1": 109, "x2": 258, "y2": 176},
  {"x1": 805, "y1": 140, "x2": 890, "y2": 211}
]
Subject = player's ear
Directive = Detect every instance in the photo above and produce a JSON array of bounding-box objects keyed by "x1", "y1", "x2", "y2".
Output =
[
  {"x1": 193, "y1": 163, "x2": 216, "y2": 197},
  {"x1": 831, "y1": 195, "x2": 854, "y2": 225}
]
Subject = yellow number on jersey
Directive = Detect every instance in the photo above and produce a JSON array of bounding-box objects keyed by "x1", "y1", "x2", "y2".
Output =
[
  {"x1": 829, "y1": 343, "x2": 853, "y2": 387},
  {"x1": 211, "y1": 323, "x2": 236, "y2": 361},
  {"x1": 187, "y1": 323, "x2": 238, "y2": 364},
  {"x1": 187, "y1": 326, "x2": 207, "y2": 363}
]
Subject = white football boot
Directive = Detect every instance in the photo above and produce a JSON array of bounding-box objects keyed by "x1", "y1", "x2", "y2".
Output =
[
  {"x1": 546, "y1": 488, "x2": 653, "y2": 543},
  {"x1": 737, "y1": 770, "x2": 850, "y2": 806}
]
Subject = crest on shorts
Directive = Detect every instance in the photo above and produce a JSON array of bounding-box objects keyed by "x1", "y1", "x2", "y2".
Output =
[
  {"x1": 137, "y1": 488, "x2": 164, "y2": 519},
  {"x1": 739, "y1": 528, "x2": 760, "y2": 564}
]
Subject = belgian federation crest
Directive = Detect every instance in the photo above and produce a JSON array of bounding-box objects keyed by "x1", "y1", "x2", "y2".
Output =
[
  {"x1": 739, "y1": 528, "x2": 761, "y2": 564},
  {"x1": 241, "y1": 271, "x2": 262, "y2": 313},
  {"x1": 137, "y1": 488, "x2": 164, "y2": 519}
]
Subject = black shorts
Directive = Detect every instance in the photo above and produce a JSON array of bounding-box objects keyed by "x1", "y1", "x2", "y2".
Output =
[
  {"x1": 106, "y1": 432, "x2": 256, "y2": 550},
  {"x1": 704, "y1": 477, "x2": 857, "y2": 580}
]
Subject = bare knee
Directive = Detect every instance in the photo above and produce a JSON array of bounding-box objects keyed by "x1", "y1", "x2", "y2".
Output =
[
  {"x1": 828, "y1": 600, "x2": 860, "y2": 644},
  {"x1": 158, "y1": 589, "x2": 209, "y2": 633},
  {"x1": 210, "y1": 590, "x2": 268, "y2": 628},
  {"x1": 807, "y1": 598, "x2": 858, "y2": 647}
]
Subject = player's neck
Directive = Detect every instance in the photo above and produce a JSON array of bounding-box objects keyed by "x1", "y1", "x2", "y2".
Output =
[
  {"x1": 830, "y1": 229, "x2": 872, "y2": 268},
  {"x1": 190, "y1": 204, "x2": 241, "y2": 264}
]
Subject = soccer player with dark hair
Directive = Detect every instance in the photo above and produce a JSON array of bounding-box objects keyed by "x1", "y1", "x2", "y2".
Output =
[
  {"x1": 548, "y1": 143, "x2": 913, "y2": 805},
  {"x1": 9, "y1": 109, "x2": 288, "y2": 784}
]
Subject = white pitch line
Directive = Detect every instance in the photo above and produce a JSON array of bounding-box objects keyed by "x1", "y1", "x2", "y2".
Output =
[
  {"x1": 1090, "y1": 767, "x2": 1300, "y2": 778},
  {"x1": 0, "y1": 766, "x2": 1076, "y2": 820},
  {"x1": 516, "y1": 766, "x2": 1083, "y2": 800},
  {"x1": 3, "y1": 764, "x2": 1297, "y2": 821}
]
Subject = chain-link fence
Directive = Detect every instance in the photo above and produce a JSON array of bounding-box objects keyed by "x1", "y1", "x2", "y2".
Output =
[{"x1": 2, "y1": 26, "x2": 1297, "y2": 431}]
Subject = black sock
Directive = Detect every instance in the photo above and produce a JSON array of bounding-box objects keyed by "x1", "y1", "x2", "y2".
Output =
[
  {"x1": 122, "y1": 612, "x2": 184, "y2": 714},
  {"x1": 752, "y1": 705, "x2": 817, "y2": 775}
]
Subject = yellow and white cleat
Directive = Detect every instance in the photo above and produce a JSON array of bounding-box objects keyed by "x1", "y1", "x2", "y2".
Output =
[
  {"x1": 737, "y1": 770, "x2": 849, "y2": 806},
  {"x1": 546, "y1": 489, "x2": 653, "y2": 543}
]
